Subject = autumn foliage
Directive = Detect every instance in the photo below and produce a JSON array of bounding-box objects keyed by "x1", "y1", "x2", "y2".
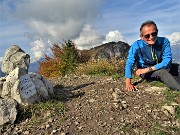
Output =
[{"x1": 38, "y1": 40, "x2": 80, "y2": 78}]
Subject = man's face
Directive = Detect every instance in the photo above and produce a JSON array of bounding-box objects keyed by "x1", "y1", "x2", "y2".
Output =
[{"x1": 140, "y1": 24, "x2": 158, "y2": 45}]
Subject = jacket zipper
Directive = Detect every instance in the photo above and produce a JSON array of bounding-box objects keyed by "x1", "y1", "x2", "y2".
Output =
[{"x1": 150, "y1": 46, "x2": 158, "y2": 64}]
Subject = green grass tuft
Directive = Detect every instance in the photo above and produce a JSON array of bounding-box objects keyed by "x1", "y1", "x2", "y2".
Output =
[
  {"x1": 17, "y1": 100, "x2": 66, "y2": 124},
  {"x1": 148, "y1": 80, "x2": 166, "y2": 87},
  {"x1": 163, "y1": 90, "x2": 180, "y2": 103},
  {"x1": 175, "y1": 105, "x2": 180, "y2": 120}
]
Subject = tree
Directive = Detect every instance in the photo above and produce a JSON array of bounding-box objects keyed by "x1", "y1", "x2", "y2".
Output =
[
  {"x1": 60, "y1": 40, "x2": 80, "y2": 76},
  {"x1": 38, "y1": 40, "x2": 80, "y2": 77}
]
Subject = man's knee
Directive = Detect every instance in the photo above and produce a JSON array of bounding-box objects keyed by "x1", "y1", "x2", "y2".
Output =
[
  {"x1": 154, "y1": 69, "x2": 169, "y2": 75},
  {"x1": 152, "y1": 69, "x2": 172, "y2": 80}
]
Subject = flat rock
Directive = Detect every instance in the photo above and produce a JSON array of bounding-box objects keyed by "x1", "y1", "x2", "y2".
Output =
[{"x1": 145, "y1": 86, "x2": 167, "y2": 92}]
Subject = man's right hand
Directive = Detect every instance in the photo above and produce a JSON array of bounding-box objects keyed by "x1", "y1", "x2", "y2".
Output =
[{"x1": 125, "y1": 78, "x2": 136, "y2": 91}]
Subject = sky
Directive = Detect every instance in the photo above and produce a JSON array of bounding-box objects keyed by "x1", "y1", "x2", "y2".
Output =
[{"x1": 0, "y1": 0, "x2": 180, "y2": 63}]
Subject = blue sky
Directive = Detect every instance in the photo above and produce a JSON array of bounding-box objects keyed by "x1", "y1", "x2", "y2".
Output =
[{"x1": 0, "y1": 0, "x2": 180, "y2": 62}]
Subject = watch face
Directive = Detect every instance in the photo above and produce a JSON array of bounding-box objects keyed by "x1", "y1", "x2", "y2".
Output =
[{"x1": 149, "y1": 67, "x2": 152, "y2": 71}]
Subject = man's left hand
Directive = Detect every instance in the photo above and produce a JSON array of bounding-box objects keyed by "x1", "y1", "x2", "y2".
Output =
[{"x1": 135, "y1": 68, "x2": 148, "y2": 76}]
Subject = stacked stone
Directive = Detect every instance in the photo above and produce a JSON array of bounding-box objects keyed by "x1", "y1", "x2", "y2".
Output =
[{"x1": 0, "y1": 45, "x2": 54, "y2": 125}]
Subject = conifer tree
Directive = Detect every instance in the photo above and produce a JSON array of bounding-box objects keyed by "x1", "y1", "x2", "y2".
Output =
[{"x1": 60, "y1": 40, "x2": 80, "y2": 76}]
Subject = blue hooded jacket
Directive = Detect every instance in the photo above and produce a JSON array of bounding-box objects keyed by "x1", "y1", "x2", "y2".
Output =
[{"x1": 125, "y1": 37, "x2": 172, "y2": 78}]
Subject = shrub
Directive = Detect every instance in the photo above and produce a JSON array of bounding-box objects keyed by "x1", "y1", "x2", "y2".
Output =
[
  {"x1": 75, "y1": 58, "x2": 125, "y2": 76},
  {"x1": 38, "y1": 44, "x2": 63, "y2": 78}
]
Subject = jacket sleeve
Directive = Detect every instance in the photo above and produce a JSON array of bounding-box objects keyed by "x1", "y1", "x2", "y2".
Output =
[
  {"x1": 125, "y1": 42, "x2": 138, "y2": 78},
  {"x1": 154, "y1": 38, "x2": 172, "y2": 70}
]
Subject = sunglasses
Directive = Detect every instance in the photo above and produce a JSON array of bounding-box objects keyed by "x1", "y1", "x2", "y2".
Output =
[{"x1": 144, "y1": 32, "x2": 158, "y2": 39}]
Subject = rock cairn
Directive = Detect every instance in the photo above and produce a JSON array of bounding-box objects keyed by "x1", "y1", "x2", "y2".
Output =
[{"x1": 0, "y1": 45, "x2": 54, "y2": 126}]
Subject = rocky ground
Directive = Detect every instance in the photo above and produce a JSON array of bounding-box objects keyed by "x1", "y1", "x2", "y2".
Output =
[{"x1": 1, "y1": 75, "x2": 180, "y2": 135}]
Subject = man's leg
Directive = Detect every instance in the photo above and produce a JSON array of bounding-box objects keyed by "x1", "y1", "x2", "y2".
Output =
[
  {"x1": 151, "y1": 69, "x2": 180, "y2": 91},
  {"x1": 174, "y1": 76, "x2": 180, "y2": 84}
]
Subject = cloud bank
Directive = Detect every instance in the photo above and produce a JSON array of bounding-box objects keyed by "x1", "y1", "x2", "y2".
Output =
[
  {"x1": 30, "y1": 38, "x2": 53, "y2": 62},
  {"x1": 10, "y1": 0, "x2": 102, "y2": 41},
  {"x1": 74, "y1": 26, "x2": 127, "y2": 50},
  {"x1": 102, "y1": 30, "x2": 127, "y2": 44},
  {"x1": 74, "y1": 25, "x2": 105, "y2": 50},
  {"x1": 166, "y1": 32, "x2": 180, "y2": 46}
]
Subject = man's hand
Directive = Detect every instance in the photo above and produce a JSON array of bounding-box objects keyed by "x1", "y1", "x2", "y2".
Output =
[
  {"x1": 135, "y1": 68, "x2": 149, "y2": 76},
  {"x1": 126, "y1": 83, "x2": 136, "y2": 91},
  {"x1": 125, "y1": 78, "x2": 136, "y2": 91}
]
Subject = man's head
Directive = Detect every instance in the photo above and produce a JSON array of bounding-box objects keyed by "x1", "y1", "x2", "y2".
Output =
[{"x1": 140, "y1": 20, "x2": 158, "y2": 45}]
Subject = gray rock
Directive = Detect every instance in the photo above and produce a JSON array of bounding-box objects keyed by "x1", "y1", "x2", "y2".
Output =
[
  {"x1": 2, "y1": 45, "x2": 30, "y2": 74},
  {"x1": 29, "y1": 73, "x2": 54, "y2": 96},
  {"x1": 1, "y1": 70, "x2": 54, "y2": 106},
  {"x1": 121, "y1": 101, "x2": 128, "y2": 109},
  {"x1": 0, "y1": 98, "x2": 17, "y2": 125},
  {"x1": 1, "y1": 67, "x2": 39, "y2": 105},
  {"x1": 145, "y1": 86, "x2": 167, "y2": 92},
  {"x1": 161, "y1": 105, "x2": 175, "y2": 116}
]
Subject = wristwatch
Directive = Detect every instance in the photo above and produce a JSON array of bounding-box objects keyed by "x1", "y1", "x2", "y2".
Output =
[{"x1": 148, "y1": 67, "x2": 153, "y2": 71}]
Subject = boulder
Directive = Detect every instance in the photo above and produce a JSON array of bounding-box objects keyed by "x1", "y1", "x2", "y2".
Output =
[
  {"x1": 29, "y1": 73, "x2": 54, "y2": 100},
  {"x1": 1, "y1": 45, "x2": 30, "y2": 74},
  {"x1": 1, "y1": 68, "x2": 54, "y2": 106},
  {"x1": 1, "y1": 67, "x2": 39, "y2": 105},
  {"x1": 0, "y1": 98, "x2": 17, "y2": 126}
]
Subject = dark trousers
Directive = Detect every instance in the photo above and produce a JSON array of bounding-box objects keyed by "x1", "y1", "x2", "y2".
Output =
[{"x1": 140, "y1": 63, "x2": 180, "y2": 91}]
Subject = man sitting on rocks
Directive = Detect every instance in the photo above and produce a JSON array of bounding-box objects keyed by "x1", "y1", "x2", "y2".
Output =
[{"x1": 125, "y1": 20, "x2": 180, "y2": 91}]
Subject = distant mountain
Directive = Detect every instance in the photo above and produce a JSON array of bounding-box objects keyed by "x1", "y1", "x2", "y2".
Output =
[
  {"x1": 29, "y1": 61, "x2": 39, "y2": 73},
  {"x1": 29, "y1": 58, "x2": 45, "y2": 73},
  {"x1": 88, "y1": 41, "x2": 130, "y2": 59}
]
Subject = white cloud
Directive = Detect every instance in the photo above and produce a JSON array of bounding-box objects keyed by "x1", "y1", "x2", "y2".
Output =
[
  {"x1": 166, "y1": 32, "x2": 180, "y2": 46},
  {"x1": 30, "y1": 38, "x2": 53, "y2": 62},
  {"x1": 74, "y1": 26, "x2": 128, "y2": 50},
  {"x1": 74, "y1": 25, "x2": 105, "y2": 50},
  {"x1": 103, "y1": 30, "x2": 127, "y2": 44},
  {"x1": 7, "y1": 0, "x2": 102, "y2": 41}
]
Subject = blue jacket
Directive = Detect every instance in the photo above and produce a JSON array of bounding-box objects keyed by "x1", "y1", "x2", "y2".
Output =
[{"x1": 125, "y1": 37, "x2": 172, "y2": 78}]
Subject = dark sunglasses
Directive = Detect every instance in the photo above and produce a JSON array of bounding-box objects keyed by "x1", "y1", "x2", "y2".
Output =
[{"x1": 144, "y1": 32, "x2": 158, "y2": 39}]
